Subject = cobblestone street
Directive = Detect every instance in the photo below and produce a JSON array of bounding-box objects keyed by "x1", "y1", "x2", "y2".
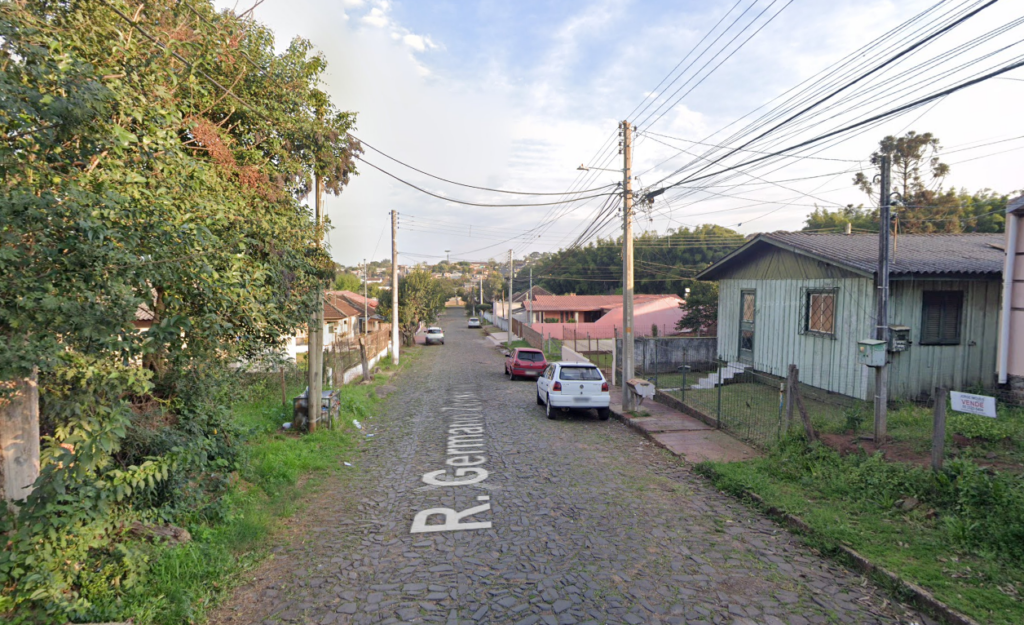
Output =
[{"x1": 213, "y1": 312, "x2": 928, "y2": 625}]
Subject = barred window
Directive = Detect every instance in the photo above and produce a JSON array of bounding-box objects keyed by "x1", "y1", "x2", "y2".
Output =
[
  {"x1": 920, "y1": 291, "x2": 963, "y2": 345},
  {"x1": 805, "y1": 289, "x2": 836, "y2": 336}
]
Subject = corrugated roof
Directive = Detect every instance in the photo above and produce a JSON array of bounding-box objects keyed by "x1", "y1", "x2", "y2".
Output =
[
  {"x1": 530, "y1": 294, "x2": 677, "y2": 312},
  {"x1": 699, "y1": 232, "x2": 1004, "y2": 279}
]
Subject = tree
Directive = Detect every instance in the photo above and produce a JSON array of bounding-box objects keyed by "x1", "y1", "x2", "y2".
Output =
[
  {"x1": 376, "y1": 270, "x2": 451, "y2": 346},
  {"x1": 676, "y1": 282, "x2": 718, "y2": 335},
  {"x1": 482, "y1": 271, "x2": 506, "y2": 303},
  {"x1": 533, "y1": 224, "x2": 744, "y2": 298},
  {"x1": 0, "y1": 1, "x2": 359, "y2": 617},
  {"x1": 333, "y1": 272, "x2": 362, "y2": 291},
  {"x1": 842, "y1": 132, "x2": 1012, "y2": 234},
  {"x1": 854, "y1": 131, "x2": 949, "y2": 202},
  {"x1": 803, "y1": 205, "x2": 879, "y2": 232}
]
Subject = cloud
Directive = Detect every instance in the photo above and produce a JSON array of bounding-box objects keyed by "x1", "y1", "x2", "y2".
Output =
[{"x1": 362, "y1": 7, "x2": 388, "y2": 28}]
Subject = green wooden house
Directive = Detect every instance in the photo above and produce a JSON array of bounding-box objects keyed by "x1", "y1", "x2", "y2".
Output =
[{"x1": 695, "y1": 232, "x2": 1004, "y2": 401}]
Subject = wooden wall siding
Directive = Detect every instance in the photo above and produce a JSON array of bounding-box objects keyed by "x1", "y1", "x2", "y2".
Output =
[
  {"x1": 718, "y1": 275, "x2": 875, "y2": 400},
  {"x1": 887, "y1": 278, "x2": 1001, "y2": 399},
  {"x1": 714, "y1": 246, "x2": 864, "y2": 281}
]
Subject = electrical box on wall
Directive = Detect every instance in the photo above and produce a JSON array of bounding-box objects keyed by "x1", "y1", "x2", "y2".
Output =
[
  {"x1": 857, "y1": 339, "x2": 887, "y2": 367},
  {"x1": 889, "y1": 326, "x2": 911, "y2": 352}
]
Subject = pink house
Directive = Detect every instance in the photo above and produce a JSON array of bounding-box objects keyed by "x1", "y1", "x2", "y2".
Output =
[
  {"x1": 526, "y1": 294, "x2": 685, "y2": 340},
  {"x1": 1000, "y1": 195, "x2": 1024, "y2": 392}
]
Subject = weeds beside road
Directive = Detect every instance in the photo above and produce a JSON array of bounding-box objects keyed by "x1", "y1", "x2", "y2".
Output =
[{"x1": 700, "y1": 437, "x2": 1024, "y2": 625}]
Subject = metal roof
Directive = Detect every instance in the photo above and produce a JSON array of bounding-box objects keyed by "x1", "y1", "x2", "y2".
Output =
[
  {"x1": 697, "y1": 232, "x2": 1005, "y2": 280},
  {"x1": 530, "y1": 294, "x2": 678, "y2": 312}
]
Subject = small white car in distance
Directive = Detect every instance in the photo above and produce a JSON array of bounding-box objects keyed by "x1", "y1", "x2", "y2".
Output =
[
  {"x1": 425, "y1": 326, "x2": 445, "y2": 345},
  {"x1": 536, "y1": 362, "x2": 610, "y2": 421},
  {"x1": 467, "y1": 317, "x2": 481, "y2": 328}
]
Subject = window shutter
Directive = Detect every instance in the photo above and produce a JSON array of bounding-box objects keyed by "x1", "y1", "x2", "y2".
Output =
[{"x1": 921, "y1": 291, "x2": 963, "y2": 345}]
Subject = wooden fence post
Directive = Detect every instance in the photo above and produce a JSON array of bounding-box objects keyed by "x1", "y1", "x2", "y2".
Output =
[
  {"x1": 280, "y1": 367, "x2": 287, "y2": 407},
  {"x1": 785, "y1": 364, "x2": 796, "y2": 433},
  {"x1": 790, "y1": 368, "x2": 817, "y2": 442},
  {"x1": 358, "y1": 336, "x2": 371, "y2": 382},
  {"x1": 932, "y1": 387, "x2": 947, "y2": 472}
]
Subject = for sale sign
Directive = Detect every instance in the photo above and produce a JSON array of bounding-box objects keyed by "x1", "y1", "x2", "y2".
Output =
[{"x1": 950, "y1": 391, "x2": 997, "y2": 418}]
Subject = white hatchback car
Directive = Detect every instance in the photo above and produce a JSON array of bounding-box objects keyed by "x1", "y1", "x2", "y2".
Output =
[{"x1": 536, "y1": 362, "x2": 611, "y2": 421}]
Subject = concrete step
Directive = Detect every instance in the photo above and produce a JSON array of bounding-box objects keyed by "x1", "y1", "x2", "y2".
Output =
[{"x1": 690, "y1": 362, "x2": 748, "y2": 389}]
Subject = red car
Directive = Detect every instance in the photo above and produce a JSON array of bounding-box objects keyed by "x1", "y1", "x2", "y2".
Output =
[{"x1": 504, "y1": 348, "x2": 547, "y2": 381}]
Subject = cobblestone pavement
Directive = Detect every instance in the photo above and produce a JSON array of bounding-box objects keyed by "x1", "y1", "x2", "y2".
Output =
[{"x1": 214, "y1": 312, "x2": 929, "y2": 625}]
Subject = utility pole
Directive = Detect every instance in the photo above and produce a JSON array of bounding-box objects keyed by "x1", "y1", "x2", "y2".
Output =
[
  {"x1": 391, "y1": 210, "x2": 399, "y2": 365},
  {"x1": 620, "y1": 120, "x2": 635, "y2": 410},
  {"x1": 874, "y1": 155, "x2": 891, "y2": 442},
  {"x1": 507, "y1": 249, "x2": 514, "y2": 350},
  {"x1": 308, "y1": 174, "x2": 324, "y2": 432},
  {"x1": 363, "y1": 258, "x2": 368, "y2": 335},
  {"x1": 529, "y1": 267, "x2": 533, "y2": 325},
  {"x1": 479, "y1": 275, "x2": 483, "y2": 305}
]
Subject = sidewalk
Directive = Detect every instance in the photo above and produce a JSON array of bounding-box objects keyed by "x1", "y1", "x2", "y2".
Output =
[{"x1": 608, "y1": 385, "x2": 759, "y2": 463}]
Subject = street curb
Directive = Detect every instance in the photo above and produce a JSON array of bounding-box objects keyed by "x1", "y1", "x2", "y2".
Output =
[
  {"x1": 607, "y1": 404, "x2": 668, "y2": 451},
  {"x1": 697, "y1": 466, "x2": 983, "y2": 625}
]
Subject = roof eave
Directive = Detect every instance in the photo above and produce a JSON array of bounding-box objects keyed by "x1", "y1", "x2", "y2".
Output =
[{"x1": 695, "y1": 234, "x2": 873, "y2": 280}]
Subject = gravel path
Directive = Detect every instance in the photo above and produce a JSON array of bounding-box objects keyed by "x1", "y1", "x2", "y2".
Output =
[{"x1": 213, "y1": 312, "x2": 927, "y2": 625}]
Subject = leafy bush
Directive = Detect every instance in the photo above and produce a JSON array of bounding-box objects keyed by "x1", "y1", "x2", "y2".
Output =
[{"x1": 754, "y1": 438, "x2": 1024, "y2": 562}]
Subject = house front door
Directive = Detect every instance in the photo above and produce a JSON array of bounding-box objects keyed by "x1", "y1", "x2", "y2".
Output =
[{"x1": 739, "y1": 290, "x2": 755, "y2": 364}]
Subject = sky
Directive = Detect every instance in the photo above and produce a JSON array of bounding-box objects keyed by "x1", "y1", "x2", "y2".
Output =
[{"x1": 216, "y1": 0, "x2": 1024, "y2": 267}]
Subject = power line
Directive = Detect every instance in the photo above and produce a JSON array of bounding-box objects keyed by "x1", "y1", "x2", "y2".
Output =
[
  {"x1": 354, "y1": 136, "x2": 615, "y2": 196},
  {"x1": 356, "y1": 156, "x2": 616, "y2": 208}
]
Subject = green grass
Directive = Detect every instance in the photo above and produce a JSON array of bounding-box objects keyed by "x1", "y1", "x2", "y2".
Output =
[
  {"x1": 118, "y1": 351, "x2": 417, "y2": 624},
  {"x1": 700, "y1": 440, "x2": 1024, "y2": 625}
]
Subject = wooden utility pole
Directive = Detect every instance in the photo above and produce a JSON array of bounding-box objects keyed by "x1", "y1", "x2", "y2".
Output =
[
  {"x1": 621, "y1": 120, "x2": 636, "y2": 410},
  {"x1": 874, "y1": 155, "x2": 891, "y2": 442},
  {"x1": 363, "y1": 258, "x2": 368, "y2": 336},
  {"x1": 507, "y1": 249, "x2": 513, "y2": 351},
  {"x1": 1, "y1": 371, "x2": 40, "y2": 506},
  {"x1": 391, "y1": 210, "x2": 400, "y2": 365},
  {"x1": 529, "y1": 267, "x2": 533, "y2": 325},
  {"x1": 308, "y1": 174, "x2": 324, "y2": 432}
]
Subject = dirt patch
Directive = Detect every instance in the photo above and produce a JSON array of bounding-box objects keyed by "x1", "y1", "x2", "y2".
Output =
[{"x1": 819, "y1": 433, "x2": 931, "y2": 467}]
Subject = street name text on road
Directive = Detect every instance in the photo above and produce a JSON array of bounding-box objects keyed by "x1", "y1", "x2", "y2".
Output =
[{"x1": 411, "y1": 388, "x2": 494, "y2": 533}]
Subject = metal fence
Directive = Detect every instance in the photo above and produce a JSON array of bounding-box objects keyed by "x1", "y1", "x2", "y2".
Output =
[
  {"x1": 654, "y1": 359, "x2": 867, "y2": 450},
  {"x1": 655, "y1": 358, "x2": 1024, "y2": 465}
]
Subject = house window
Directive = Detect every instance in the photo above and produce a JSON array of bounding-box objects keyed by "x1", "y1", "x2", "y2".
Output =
[
  {"x1": 805, "y1": 289, "x2": 837, "y2": 336},
  {"x1": 920, "y1": 291, "x2": 963, "y2": 345}
]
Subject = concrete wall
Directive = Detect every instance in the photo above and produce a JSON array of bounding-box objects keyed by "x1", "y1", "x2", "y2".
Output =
[
  {"x1": 340, "y1": 344, "x2": 391, "y2": 385},
  {"x1": 1, "y1": 373, "x2": 39, "y2": 504},
  {"x1": 560, "y1": 345, "x2": 591, "y2": 363}
]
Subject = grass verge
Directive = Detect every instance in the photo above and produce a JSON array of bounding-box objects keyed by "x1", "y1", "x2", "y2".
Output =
[
  {"x1": 118, "y1": 349, "x2": 417, "y2": 624},
  {"x1": 697, "y1": 438, "x2": 1024, "y2": 625}
]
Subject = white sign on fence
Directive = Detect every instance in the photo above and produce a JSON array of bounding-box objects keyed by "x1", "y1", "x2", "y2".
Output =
[{"x1": 949, "y1": 391, "x2": 997, "y2": 418}]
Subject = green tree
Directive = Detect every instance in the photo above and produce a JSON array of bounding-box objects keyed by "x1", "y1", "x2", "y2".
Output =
[
  {"x1": 377, "y1": 270, "x2": 451, "y2": 346},
  {"x1": 1, "y1": 1, "x2": 359, "y2": 618},
  {"x1": 534, "y1": 224, "x2": 744, "y2": 297},
  {"x1": 803, "y1": 205, "x2": 879, "y2": 232},
  {"x1": 675, "y1": 282, "x2": 718, "y2": 335},
  {"x1": 333, "y1": 271, "x2": 362, "y2": 291}
]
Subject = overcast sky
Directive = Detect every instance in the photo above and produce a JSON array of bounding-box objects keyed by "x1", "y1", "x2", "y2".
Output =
[{"x1": 218, "y1": 0, "x2": 1024, "y2": 267}]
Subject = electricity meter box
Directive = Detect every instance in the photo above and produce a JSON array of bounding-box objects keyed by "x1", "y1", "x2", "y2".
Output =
[
  {"x1": 857, "y1": 339, "x2": 887, "y2": 367},
  {"x1": 889, "y1": 326, "x2": 911, "y2": 352}
]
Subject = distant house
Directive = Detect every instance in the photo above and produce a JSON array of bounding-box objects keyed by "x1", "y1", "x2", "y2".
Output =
[
  {"x1": 332, "y1": 290, "x2": 381, "y2": 333},
  {"x1": 1000, "y1": 196, "x2": 1024, "y2": 394},
  {"x1": 696, "y1": 232, "x2": 1005, "y2": 401},
  {"x1": 529, "y1": 294, "x2": 672, "y2": 324},
  {"x1": 523, "y1": 294, "x2": 685, "y2": 340}
]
